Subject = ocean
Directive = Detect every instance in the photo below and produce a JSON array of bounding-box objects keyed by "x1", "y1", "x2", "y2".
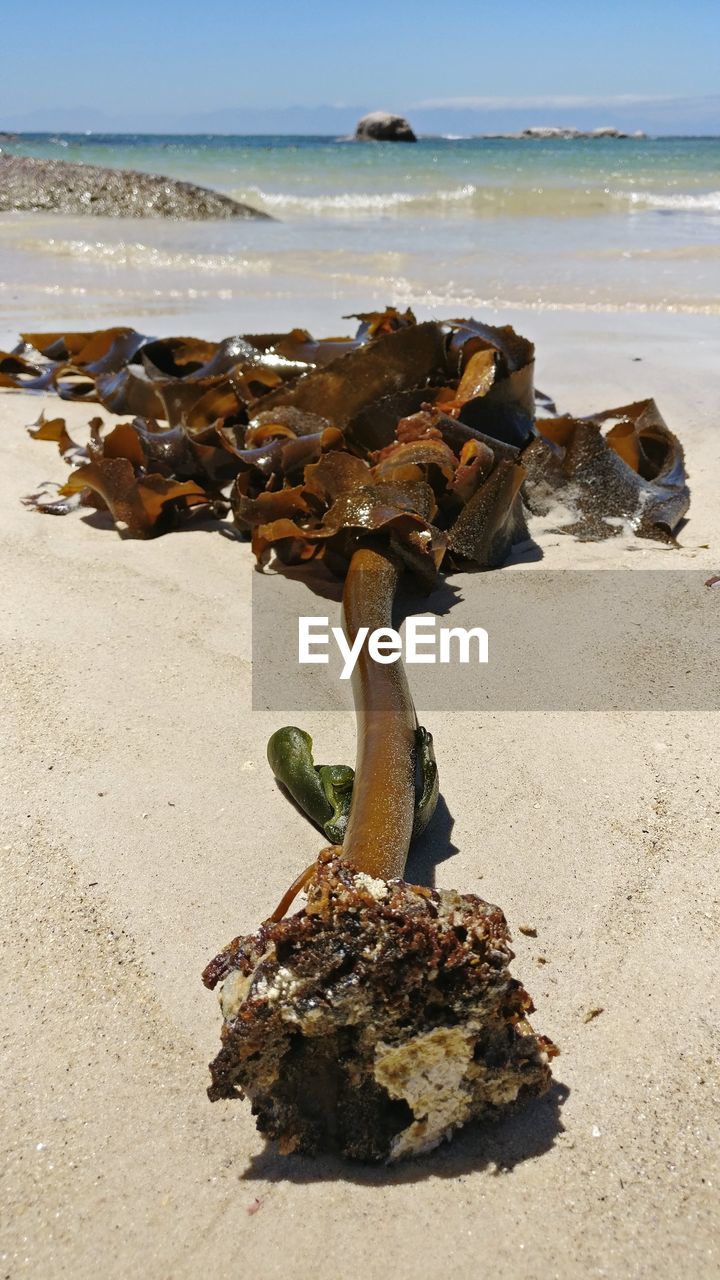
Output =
[{"x1": 1, "y1": 132, "x2": 719, "y2": 340}]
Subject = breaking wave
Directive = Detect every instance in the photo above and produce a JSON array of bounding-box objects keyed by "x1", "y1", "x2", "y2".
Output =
[
  {"x1": 238, "y1": 183, "x2": 720, "y2": 219},
  {"x1": 246, "y1": 184, "x2": 478, "y2": 214},
  {"x1": 623, "y1": 189, "x2": 720, "y2": 213}
]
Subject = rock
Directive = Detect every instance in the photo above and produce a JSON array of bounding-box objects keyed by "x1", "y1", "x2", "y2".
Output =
[
  {"x1": 481, "y1": 127, "x2": 647, "y2": 141},
  {"x1": 0, "y1": 155, "x2": 272, "y2": 220},
  {"x1": 203, "y1": 850, "x2": 555, "y2": 1162},
  {"x1": 355, "y1": 112, "x2": 417, "y2": 143},
  {"x1": 513, "y1": 126, "x2": 642, "y2": 141},
  {"x1": 520, "y1": 127, "x2": 574, "y2": 139}
]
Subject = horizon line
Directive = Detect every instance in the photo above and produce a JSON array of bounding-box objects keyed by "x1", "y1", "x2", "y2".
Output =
[{"x1": 3, "y1": 128, "x2": 720, "y2": 140}]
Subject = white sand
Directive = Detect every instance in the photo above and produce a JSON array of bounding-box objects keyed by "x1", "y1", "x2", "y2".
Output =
[{"x1": 1, "y1": 311, "x2": 718, "y2": 1279}]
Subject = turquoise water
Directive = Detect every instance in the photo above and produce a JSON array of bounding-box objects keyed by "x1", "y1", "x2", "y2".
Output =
[
  {"x1": 1, "y1": 133, "x2": 719, "y2": 336},
  {"x1": 5, "y1": 133, "x2": 720, "y2": 216}
]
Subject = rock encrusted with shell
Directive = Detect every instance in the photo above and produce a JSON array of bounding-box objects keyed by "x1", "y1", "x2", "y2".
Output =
[{"x1": 203, "y1": 849, "x2": 557, "y2": 1162}]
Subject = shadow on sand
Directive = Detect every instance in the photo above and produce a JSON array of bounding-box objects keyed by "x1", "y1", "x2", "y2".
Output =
[{"x1": 238, "y1": 1079, "x2": 569, "y2": 1186}]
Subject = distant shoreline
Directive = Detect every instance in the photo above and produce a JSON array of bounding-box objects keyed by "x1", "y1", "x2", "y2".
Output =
[{"x1": 2, "y1": 130, "x2": 720, "y2": 142}]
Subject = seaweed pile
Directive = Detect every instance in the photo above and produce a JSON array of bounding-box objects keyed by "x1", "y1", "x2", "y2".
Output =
[
  {"x1": 5, "y1": 307, "x2": 690, "y2": 1162},
  {"x1": 5, "y1": 308, "x2": 688, "y2": 550}
]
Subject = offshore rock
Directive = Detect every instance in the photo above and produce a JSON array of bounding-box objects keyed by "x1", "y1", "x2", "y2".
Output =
[{"x1": 355, "y1": 112, "x2": 417, "y2": 143}]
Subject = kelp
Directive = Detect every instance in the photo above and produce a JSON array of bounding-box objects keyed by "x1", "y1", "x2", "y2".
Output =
[
  {"x1": 255, "y1": 322, "x2": 448, "y2": 427},
  {"x1": 12, "y1": 309, "x2": 688, "y2": 558},
  {"x1": 8, "y1": 307, "x2": 692, "y2": 1164},
  {"x1": 23, "y1": 409, "x2": 226, "y2": 536},
  {"x1": 266, "y1": 727, "x2": 355, "y2": 845},
  {"x1": 523, "y1": 398, "x2": 690, "y2": 542},
  {"x1": 441, "y1": 318, "x2": 536, "y2": 448},
  {"x1": 448, "y1": 459, "x2": 529, "y2": 567},
  {"x1": 265, "y1": 721, "x2": 438, "y2": 847}
]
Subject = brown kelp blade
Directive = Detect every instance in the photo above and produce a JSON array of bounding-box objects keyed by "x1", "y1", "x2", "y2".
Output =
[
  {"x1": 61, "y1": 459, "x2": 213, "y2": 538},
  {"x1": 257, "y1": 322, "x2": 448, "y2": 427},
  {"x1": 24, "y1": 412, "x2": 227, "y2": 536},
  {"x1": 441, "y1": 318, "x2": 536, "y2": 448},
  {"x1": 448, "y1": 459, "x2": 529, "y2": 568},
  {"x1": 15, "y1": 312, "x2": 688, "y2": 556},
  {"x1": 27, "y1": 411, "x2": 86, "y2": 463},
  {"x1": 20, "y1": 327, "x2": 150, "y2": 369},
  {"x1": 252, "y1": 478, "x2": 447, "y2": 581},
  {"x1": 524, "y1": 399, "x2": 689, "y2": 542}
]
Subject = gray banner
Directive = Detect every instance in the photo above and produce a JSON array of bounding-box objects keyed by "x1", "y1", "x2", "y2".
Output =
[{"x1": 252, "y1": 569, "x2": 720, "y2": 712}]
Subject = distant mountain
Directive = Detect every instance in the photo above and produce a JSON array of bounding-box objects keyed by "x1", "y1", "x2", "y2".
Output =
[
  {"x1": 0, "y1": 104, "x2": 363, "y2": 135},
  {"x1": 2, "y1": 96, "x2": 719, "y2": 136}
]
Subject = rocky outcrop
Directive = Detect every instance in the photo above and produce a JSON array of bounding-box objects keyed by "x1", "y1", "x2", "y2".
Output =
[
  {"x1": 505, "y1": 127, "x2": 646, "y2": 140},
  {"x1": 0, "y1": 155, "x2": 271, "y2": 220},
  {"x1": 355, "y1": 112, "x2": 417, "y2": 143}
]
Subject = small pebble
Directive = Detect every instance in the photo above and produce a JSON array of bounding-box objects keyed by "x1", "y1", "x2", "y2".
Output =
[{"x1": 518, "y1": 924, "x2": 537, "y2": 937}]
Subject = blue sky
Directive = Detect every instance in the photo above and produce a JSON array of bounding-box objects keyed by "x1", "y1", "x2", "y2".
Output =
[{"x1": 2, "y1": 0, "x2": 719, "y2": 133}]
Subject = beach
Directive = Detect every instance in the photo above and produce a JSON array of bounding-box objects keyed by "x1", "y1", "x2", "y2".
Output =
[
  {"x1": 1, "y1": 136, "x2": 719, "y2": 1278},
  {"x1": 1, "y1": 134, "x2": 720, "y2": 343}
]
